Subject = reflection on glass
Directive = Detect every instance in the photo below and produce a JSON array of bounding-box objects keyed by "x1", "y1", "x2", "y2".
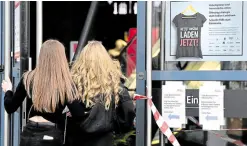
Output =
[
  {"x1": 107, "y1": 28, "x2": 137, "y2": 97},
  {"x1": 150, "y1": 1, "x2": 247, "y2": 146},
  {"x1": 110, "y1": 1, "x2": 247, "y2": 145}
]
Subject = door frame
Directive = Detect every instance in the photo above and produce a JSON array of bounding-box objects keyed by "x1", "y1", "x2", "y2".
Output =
[{"x1": 136, "y1": 1, "x2": 247, "y2": 146}]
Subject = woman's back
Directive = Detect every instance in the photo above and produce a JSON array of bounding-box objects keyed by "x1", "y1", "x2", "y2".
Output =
[
  {"x1": 66, "y1": 89, "x2": 135, "y2": 146},
  {"x1": 3, "y1": 40, "x2": 84, "y2": 146},
  {"x1": 69, "y1": 41, "x2": 135, "y2": 146}
]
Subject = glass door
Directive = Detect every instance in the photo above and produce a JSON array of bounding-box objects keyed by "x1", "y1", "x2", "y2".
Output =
[{"x1": 136, "y1": 1, "x2": 247, "y2": 146}]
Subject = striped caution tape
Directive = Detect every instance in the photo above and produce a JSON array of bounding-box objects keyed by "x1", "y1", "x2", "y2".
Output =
[
  {"x1": 172, "y1": 128, "x2": 247, "y2": 132},
  {"x1": 134, "y1": 94, "x2": 246, "y2": 146},
  {"x1": 188, "y1": 117, "x2": 246, "y2": 146},
  {"x1": 134, "y1": 94, "x2": 181, "y2": 146}
]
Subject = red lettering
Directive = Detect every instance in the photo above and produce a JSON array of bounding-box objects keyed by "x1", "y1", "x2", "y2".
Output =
[
  {"x1": 179, "y1": 39, "x2": 199, "y2": 47},
  {"x1": 195, "y1": 39, "x2": 199, "y2": 46},
  {"x1": 189, "y1": 39, "x2": 192, "y2": 46},
  {"x1": 183, "y1": 39, "x2": 187, "y2": 46}
]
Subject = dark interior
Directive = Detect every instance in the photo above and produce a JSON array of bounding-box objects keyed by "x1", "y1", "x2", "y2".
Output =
[{"x1": 30, "y1": 1, "x2": 137, "y2": 68}]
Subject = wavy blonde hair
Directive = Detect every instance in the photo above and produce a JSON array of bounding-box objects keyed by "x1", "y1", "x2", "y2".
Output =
[
  {"x1": 71, "y1": 41, "x2": 122, "y2": 109},
  {"x1": 112, "y1": 59, "x2": 126, "y2": 81},
  {"x1": 23, "y1": 40, "x2": 79, "y2": 113}
]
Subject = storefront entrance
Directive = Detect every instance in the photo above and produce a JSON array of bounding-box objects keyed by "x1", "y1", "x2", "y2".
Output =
[{"x1": 136, "y1": 1, "x2": 247, "y2": 146}]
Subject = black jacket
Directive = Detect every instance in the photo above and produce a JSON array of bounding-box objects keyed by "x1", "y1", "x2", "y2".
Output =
[
  {"x1": 4, "y1": 76, "x2": 85, "y2": 130},
  {"x1": 65, "y1": 84, "x2": 135, "y2": 146}
]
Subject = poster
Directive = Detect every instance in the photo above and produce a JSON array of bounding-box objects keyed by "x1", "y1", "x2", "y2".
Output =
[
  {"x1": 199, "y1": 85, "x2": 224, "y2": 130},
  {"x1": 162, "y1": 84, "x2": 186, "y2": 128},
  {"x1": 14, "y1": 1, "x2": 20, "y2": 62},
  {"x1": 165, "y1": 1, "x2": 247, "y2": 61}
]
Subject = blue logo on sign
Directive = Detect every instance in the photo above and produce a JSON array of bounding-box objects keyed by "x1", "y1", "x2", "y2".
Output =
[
  {"x1": 168, "y1": 114, "x2": 180, "y2": 120},
  {"x1": 206, "y1": 115, "x2": 218, "y2": 121}
]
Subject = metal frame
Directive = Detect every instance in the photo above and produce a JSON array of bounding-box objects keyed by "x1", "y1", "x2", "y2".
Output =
[
  {"x1": 160, "y1": 2, "x2": 166, "y2": 145},
  {"x1": 152, "y1": 70, "x2": 247, "y2": 81},
  {"x1": 4, "y1": 2, "x2": 11, "y2": 146},
  {"x1": 146, "y1": 1, "x2": 152, "y2": 146},
  {"x1": 136, "y1": 1, "x2": 247, "y2": 146},
  {"x1": 9, "y1": 2, "x2": 20, "y2": 146},
  {"x1": 36, "y1": 1, "x2": 42, "y2": 63},
  {"x1": 0, "y1": 2, "x2": 4, "y2": 146},
  {"x1": 136, "y1": 2, "x2": 146, "y2": 146},
  {"x1": 19, "y1": 0, "x2": 30, "y2": 137}
]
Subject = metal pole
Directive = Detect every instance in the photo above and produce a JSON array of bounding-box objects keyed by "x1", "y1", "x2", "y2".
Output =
[
  {"x1": 160, "y1": 1, "x2": 166, "y2": 146},
  {"x1": 160, "y1": 2, "x2": 165, "y2": 72},
  {"x1": 22, "y1": 57, "x2": 31, "y2": 129},
  {"x1": 146, "y1": 1, "x2": 152, "y2": 146},
  {"x1": 4, "y1": 1, "x2": 11, "y2": 146},
  {"x1": 20, "y1": 1, "x2": 30, "y2": 132},
  {"x1": 72, "y1": 1, "x2": 98, "y2": 62},
  {"x1": 136, "y1": 2, "x2": 147, "y2": 146},
  {"x1": 36, "y1": 1, "x2": 42, "y2": 62},
  {"x1": 10, "y1": 2, "x2": 15, "y2": 146}
]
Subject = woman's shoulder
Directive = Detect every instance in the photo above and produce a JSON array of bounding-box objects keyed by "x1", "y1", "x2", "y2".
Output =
[
  {"x1": 21, "y1": 70, "x2": 35, "y2": 94},
  {"x1": 23, "y1": 70, "x2": 33, "y2": 77},
  {"x1": 118, "y1": 84, "x2": 132, "y2": 102},
  {"x1": 22, "y1": 70, "x2": 34, "y2": 81}
]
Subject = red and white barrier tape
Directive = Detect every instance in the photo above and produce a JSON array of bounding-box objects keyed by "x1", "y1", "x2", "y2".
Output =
[
  {"x1": 173, "y1": 128, "x2": 247, "y2": 132},
  {"x1": 134, "y1": 94, "x2": 181, "y2": 146},
  {"x1": 188, "y1": 116, "x2": 246, "y2": 146},
  {"x1": 134, "y1": 94, "x2": 246, "y2": 146}
]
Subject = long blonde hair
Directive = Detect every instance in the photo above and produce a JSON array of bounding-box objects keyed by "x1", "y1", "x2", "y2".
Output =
[
  {"x1": 23, "y1": 39, "x2": 79, "y2": 113},
  {"x1": 112, "y1": 59, "x2": 126, "y2": 81},
  {"x1": 71, "y1": 41, "x2": 122, "y2": 109}
]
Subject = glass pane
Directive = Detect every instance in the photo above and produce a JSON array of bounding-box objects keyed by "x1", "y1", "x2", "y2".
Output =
[
  {"x1": 150, "y1": 80, "x2": 247, "y2": 146},
  {"x1": 150, "y1": 1, "x2": 247, "y2": 146},
  {"x1": 152, "y1": 1, "x2": 162, "y2": 70},
  {"x1": 152, "y1": 1, "x2": 247, "y2": 71}
]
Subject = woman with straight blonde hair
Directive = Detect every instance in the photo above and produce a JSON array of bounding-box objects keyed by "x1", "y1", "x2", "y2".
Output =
[
  {"x1": 69, "y1": 41, "x2": 135, "y2": 146},
  {"x1": 2, "y1": 39, "x2": 84, "y2": 146}
]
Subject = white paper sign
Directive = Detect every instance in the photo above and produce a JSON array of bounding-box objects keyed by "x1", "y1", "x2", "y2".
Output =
[
  {"x1": 162, "y1": 84, "x2": 186, "y2": 128},
  {"x1": 199, "y1": 85, "x2": 224, "y2": 130}
]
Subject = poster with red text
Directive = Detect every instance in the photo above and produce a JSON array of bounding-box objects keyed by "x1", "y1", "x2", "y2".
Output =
[{"x1": 165, "y1": 1, "x2": 247, "y2": 61}]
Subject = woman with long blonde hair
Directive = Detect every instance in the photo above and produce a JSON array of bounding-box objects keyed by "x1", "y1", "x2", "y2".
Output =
[
  {"x1": 2, "y1": 40, "x2": 84, "y2": 146},
  {"x1": 72, "y1": 41, "x2": 122, "y2": 108},
  {"x1": 69, "y1": 41, "x2": 135, "y2": 146}
]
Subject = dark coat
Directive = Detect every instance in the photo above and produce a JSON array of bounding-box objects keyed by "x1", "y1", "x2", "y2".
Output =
[{"x1": 65, "y1": 85, "x2": 135, "y2": 146}]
